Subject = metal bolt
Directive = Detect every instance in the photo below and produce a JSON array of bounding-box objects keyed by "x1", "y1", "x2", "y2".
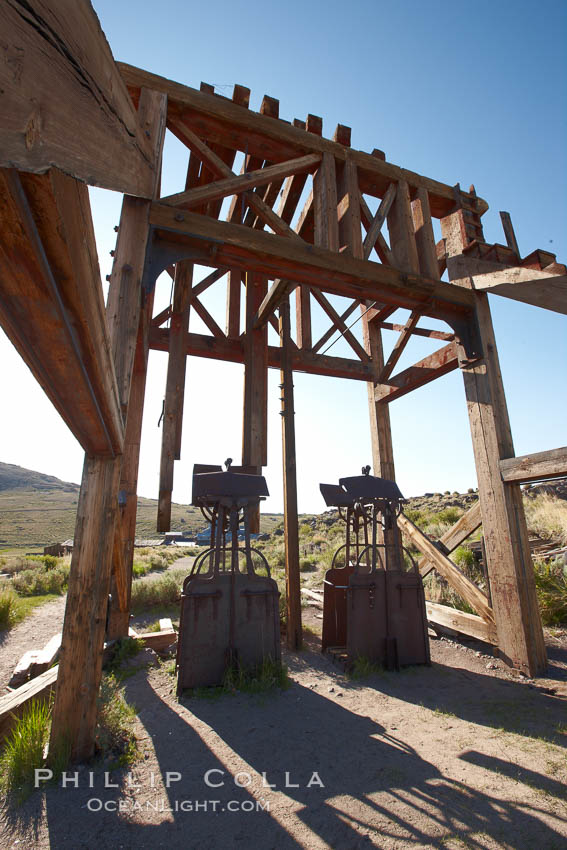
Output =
[
  {"x1": 105, "y1": 274, "x2": 111, "y2": 281},
  {"x1": 110, "y1": 250, "x2": 115, "y2": 256},
  {"x1": 174, "y1": 213, "x2": 185, "y2": 222},
  {"x1": 123, "y1": 263, "x2": 133, "y2": 272},
  {"x1": 114, "y1": 225, "x2": 119, "y2": 232}
]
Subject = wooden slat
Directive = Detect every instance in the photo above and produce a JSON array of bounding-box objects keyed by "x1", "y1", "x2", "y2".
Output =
[
  {"x1": 499, "y1": 211, "x2": 520, "y2": 258},
  {"x1": 426, "y1": 602, "x2": 497, "y2": 644},
  {"x1": 310, "y1": 289, "x2": 369, "y2": 361},
  {"x1": 362, "y1": 183, "x2": 397, "y2": 261},
  {"x1": 149, "y1": 204, "x2": 477, "y2": 315},
  {"x1": 0, "y1": 167, "x2": 124, "y2": 456},
  {"x1": 296, "y1": 286, "x2": 312, "y2": 349},
  {"x1": 226, "y1": 269, "x2": 242, "y2": 338},
  {"x1": 337, "y1": 158, "x2": 363, "y2": 259},
  {"x1": 161, "y1": 153, "x2": 321, "y2": 209},
  {"x1": 398, "y1": 513, "x2": 494, "y2": 623},
  {"x1": 313, "y1": 152, "x2": 339, "y2": 251},
  {"x1": 500, "y1": 447, "x2": 567, "y2": 483},
  {"x1": 192, "y1": 297, "x2": 225, "y2": 338},
  {"x1": 378, "y1": 311, "x2": 421, "y2": 382},
  {"x1": 312, "y1": 299, "x2": 360, "y2": 353},
  {"x1": 388, "y1": 179, "x2": 420, "y2": 274},
  {"x1": 0, "y1": 1, "x2": 155, "y2": 196},
  {"x1": 279, "y1": 298, "x2": 302, "y2": 650},
  {"x1": 419, "y1": 501, "x2": 482, "y2": 578},
  {"x1": 359, "y1": 192, "x2": 395, "y2": 265},
  {"x1": 412, "y1": 187, "x2": 439, "y2": 279},
  {"x1": 157, "y1": 262, "x2": 193, "y2": 532},
  {"x1": 150, "y1": 328, "x2": 375, "y2": 381},
  {"x1": 374, "y1": 342, "x2": 459, "y2": 403},
  {"x1": 119, "y1": 63, "x2": 487, "y2": 217},
  {"x1": 378, "y1": 321, "x2": 454, "y2": 342}
]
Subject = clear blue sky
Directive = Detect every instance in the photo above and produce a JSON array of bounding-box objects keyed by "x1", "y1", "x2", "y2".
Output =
[{"x1": 1, "y1": 0, "x2": 565, "y2": 514}]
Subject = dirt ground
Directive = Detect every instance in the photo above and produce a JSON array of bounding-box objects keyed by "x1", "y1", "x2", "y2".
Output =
[{"x1": 1, "y1": 592, "x2": 567, "y2": 849}]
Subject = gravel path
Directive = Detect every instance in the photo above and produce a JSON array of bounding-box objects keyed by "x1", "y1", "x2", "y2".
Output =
[{"x1": 0, "y1": 596, "x2": 67, "y2": 693}]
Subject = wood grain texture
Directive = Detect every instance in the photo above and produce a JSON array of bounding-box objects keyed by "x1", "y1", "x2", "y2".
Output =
[
  {"x1": 500, "y1": 447, "x2": 567, "y2": 483},
  {"x1": 0, "y1": 0, "x2": 155, "y2": 195}
]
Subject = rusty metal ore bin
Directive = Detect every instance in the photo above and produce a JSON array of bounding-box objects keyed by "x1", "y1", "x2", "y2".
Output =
[
  {"x1": 176, "y1": 462, "x2": 280, "y2": 693},
  {"x1": 319, "y1": 468, "x2": 429, "y2": 671}
]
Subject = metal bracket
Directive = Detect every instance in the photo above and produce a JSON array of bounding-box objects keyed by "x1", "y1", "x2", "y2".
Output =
[{"x1": 142, "y1": 228, "x2": 224, "y2": 296}]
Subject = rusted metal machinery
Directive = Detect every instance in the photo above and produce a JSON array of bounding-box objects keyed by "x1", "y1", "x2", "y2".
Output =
[
  {"x1": 319, "y1": 467, "x2": 430, "y2": 670},
  {"x1": 176, "y1": 461, "x2": 280, "y2": 693}
]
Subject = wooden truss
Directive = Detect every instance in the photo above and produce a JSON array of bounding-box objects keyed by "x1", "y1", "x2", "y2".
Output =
[{"x1": 1, "y1": 0, "x2": 566, "y2": 761}]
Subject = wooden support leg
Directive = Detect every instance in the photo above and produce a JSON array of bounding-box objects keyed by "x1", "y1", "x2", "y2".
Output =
[
  {"x1": 157, "y1": 261, "x2": 193, "y2": 531},
  {"x1": 242, "y1": 272, "x2": 268, "y2": 532},
  {"x1": 460, "y1": 298, "x2": 546, "y2": 674},
  {"x1": 279, "y1": 299, "x2": 302, "y2": 650},
  {"x1": 107, "y1": 292, "x2": 155, "y2": 640},
  {"x1": 49, "y1": 455, "x2": 121, "y2": 761}
]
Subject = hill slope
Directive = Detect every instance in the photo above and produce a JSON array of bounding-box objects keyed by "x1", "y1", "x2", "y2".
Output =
[{"x1": 0, "y1": 462, "x2": 280, "y2": 549}]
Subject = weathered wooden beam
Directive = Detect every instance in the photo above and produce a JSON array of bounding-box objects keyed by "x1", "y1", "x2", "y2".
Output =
[
  {"x1": 359, "y1": 193, "x2": 394, "y2": 265},
  {"x1": 499, "y1": 211, "x2": 520, "y2": 258},
  {"x1": 374, "y1": 342, "x2": 459, "y2": 403},
  {"x1": 149, "y1": 204, "x2": 476, "y2": 315},
  {"x1": 0, "y1": 167, "x2": 124, "y2": 456},
  {"x1": 313, "y1": 152, "x2": 339, "y2": 251},
  {"x1": 377, "y1": 321, "x2": 454, "y2": 342},
  {"x1": 310, "y1": 289, "x2": 369, "y2": 361},
  {"x1": 192, "y1": 297, "x2": 225, "y2": 338},
  {"x1": 161, "y1": 154, "x2": 320, "y2": 209},
  {"x1": 296, "y1": 286, "x2": 312, "y2": 349},
  {"x1": 0, "y1": 1, "x2": 155, "y2": 196},
  {"x1": 398, "y1": 513, "x2": 494, "y2": 623},
  {"x1": 500, "y1": 447, "x2": 567, "y2": 483},
  {"x1": 226, "y1": 269, "x2": 242, "y2": 338},
  {"x1": 242, "y1": 273, "x2": 268, "y2": 531},
  {"x1": 419, "y1": 500, "x2": 482, "y2": 578},
  {"x1": 388, "y1": 179, "x2": 420, "y2": 274},
  {"x1": 279, "y1": 299, "x2": 302, "y2": 650},
  {"x1": 149, "y1": 328, "x2": 375, "y2": 381},
  {"x1": 412, "y1": 187, "x2": 439, "y2": 279},
  {"x1": 378, "y1": 311, "x2": 421, "y2": 382},
  {"x1": 337, "y1": 158, "x2": 363, "y2": 258},
  {"x1": 442, "y1": 210, "x2": 547, "y2": 676},
  {"x1": 0, "y1": 666, "x2": 58, "y2": 744},
  {"x1": 312, "y1": 299, "x2": 359, "y2": 353},
  {"x1": 157, "y1": 262, "x2": 193, "y2": 532},
  {"x1": 426, "y1": 602, "x2": 497, "y2": 645},
  {"x1": 362, "y1": 183, "x2": 397, "y2": 261},
  {"x1": 254, "y1": 278, "x2": 294, "y2": 329},
  {"x1": 119, "y1": 63, "x2": 487, "y2": 217}
]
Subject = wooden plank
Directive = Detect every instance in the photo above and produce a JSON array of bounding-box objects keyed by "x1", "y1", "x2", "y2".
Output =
[
  {"x1": 50, "y1": 454, "x2": 122, "y2": 761},
  {"x1": 443, "y1": 210, "x2": 547, "y2": 676},
  {"x1": 119, "y1": 63, "x2": 487, "y2": 217},
  {"x1": 388, "y1": 179, "x2": 420, "y2": 274},
  {"x1": 412, "y1": 187, "x2": 439, "y2": 279},
  {"x1": 296, "y1": 286, "x2": 312, "y2": 349},
  {"x1": 279, "y1": 299, "x2": 302, "y2": 650},
  {"x1": 499, "y1": 211, "x2": 520, "y2": 258},
  {"x1": 337, "y1": 158, "x2": 363, "y2": 258},
  {"x1": 378, "y1": 321, "x2": 454, "y2": 342},
  {"x1": 150, "y1": 327, "x2": 375, "y2": 381},
  {"x1": 242, "y1": 273, "x2": 268, "y2": 531},
  {"x1": 359, "y1": 192, "x2": 395, "y2": 265},
  {"x1": 137, "y1": 629, "x2": 177, "y2": 651},
  {"x1": 149, "y1": 204, "x2": 476, "y2": 315},
  {"x1": 419, "y1": 501, "x2": 482, "y2": 578},
  {"x1": 313, "y1": 152, "x2": 339, "y2": 251},
  {"x1": 254, "y1": 278, "x2": 294, "y2": 329},
  {"x1": 374, "y1": 342, "x2": 459, "y2": 403},
  {"x1": 362, "y1": 183, "x2": 397, "y2": 261},
  {"x1": 0, "y1": 1, "x2": 155, "y2": 196},
  {"x1": 108, "y1": 291, "x2": 155, "y2": 640},
  {"x1": 0, "y1": 665, "x2": 58, "y2": 744},
  {"x1": 157, "y1": 262, "x2": 193, "y2": 532},
  {"x1": 310, "y1": 289, "x2": 369, "y2": 361},
  {"x1": 500, "y1": 447, "x2": 567, "y2": 483},
  {"x1": 312, "y1": 299, "x2": 359, "y2": 353},
  {"x1": 0, "y1": 167, "x2": 124, "y2": 456},
  {"x1": 167, "y1": 121, "x2": 304, "y2": 242},
  {"x1": 378, "y1": 311, "x2": 421, "y2": 382},
  {"x1": 226, "y1": 269, "x2": 242, "y2": 338},
  {"x1": 192, "y1": 297, "x2": 225, "y2": 338},
  {"x1": 426, "y1": 602, "x2": 497, "y2": 644},
  {"x1": 398, "y1": 513, "x2": 494, "y2": 623},
  {"x1": 161, "y1": 153, "x2": 320, "y2": 209}
]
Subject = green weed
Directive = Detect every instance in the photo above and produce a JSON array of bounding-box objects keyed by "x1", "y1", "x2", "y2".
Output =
[
  {"x1": 349, "y1": 655, "x2": 384, "y2": 679},
  {"x1": 0, "y1": 699, "x2": 52, "y2": 803}
]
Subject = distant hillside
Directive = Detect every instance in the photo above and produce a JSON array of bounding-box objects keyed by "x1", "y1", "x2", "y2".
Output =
[{"x1": 0, "y1": 462, "x2": 280, "y2": 550}]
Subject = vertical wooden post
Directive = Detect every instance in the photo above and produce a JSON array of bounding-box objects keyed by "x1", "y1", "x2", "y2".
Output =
[
  {"x1": 411, "y1": 187, "x2": 439, "y2": 279},
  {"x1": 226, "y1": 269, "x2": 241, "y2": 338},
  {"x1": 313, "y1": 151, "x2": 339, "y2": 251},
  {"x1": 442, "y1": 210, "x2": 547, "y2": 676},
  {"x1": 242, "y1": 271, "x2": 268, "y2": 532},
  {"x1": 387, "y1": 179, "x2": 420, "y2": 274},
  {"x1": 337, "y1": 158, "x2": 363, "y2": 258},
  {"x1": 279, "y1": 298, "x2": 302, "y2": 650},
  {"x1": 49, "y1": 88, "x2": 167, "y2": 761},
  {"x1": 107, "y1": 291, "x2": 154, "y2": 640},
  {"x1": 157, "y1": 261, "x2": 193, "y2": 531},
  {"x1": 295, "y1": 285, "x2": 312, "y2": 349}
]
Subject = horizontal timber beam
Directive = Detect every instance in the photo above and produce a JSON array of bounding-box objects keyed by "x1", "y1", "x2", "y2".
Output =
[
  {"x1": 374, "y1": 342, "x2": 459, "y2": 403},
  {"x1": 149, "y1": 328, "x2": 374, "y2": 381},
  {"x1": 426, "y1": 602, "x2": 497, "y2": 644},
  {"x1": 500, "y1": 447, "x2": 567, "y2": 483},
  {"x1": 148, "y1": 203, "x2": 476, "y2": 316},
  {"x1": 1, "y1": 2, "x2": 155, "y2": 196},
  {"x1": 119, "y1": 63, "x2": 486, "y2": 218}
]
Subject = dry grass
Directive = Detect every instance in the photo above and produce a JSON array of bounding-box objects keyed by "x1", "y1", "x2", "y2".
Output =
[{"x1": 524, "y1": 494, "x2": 567, "y2": 546}]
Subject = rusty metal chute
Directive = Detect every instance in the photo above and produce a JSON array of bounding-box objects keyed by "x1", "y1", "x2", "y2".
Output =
[
  {"x1": 319, "y1": 467, "x2": 430, "y2": 670},
  {"x1": 176, "y1": 460, "x2": 280, "y2": 693}
]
